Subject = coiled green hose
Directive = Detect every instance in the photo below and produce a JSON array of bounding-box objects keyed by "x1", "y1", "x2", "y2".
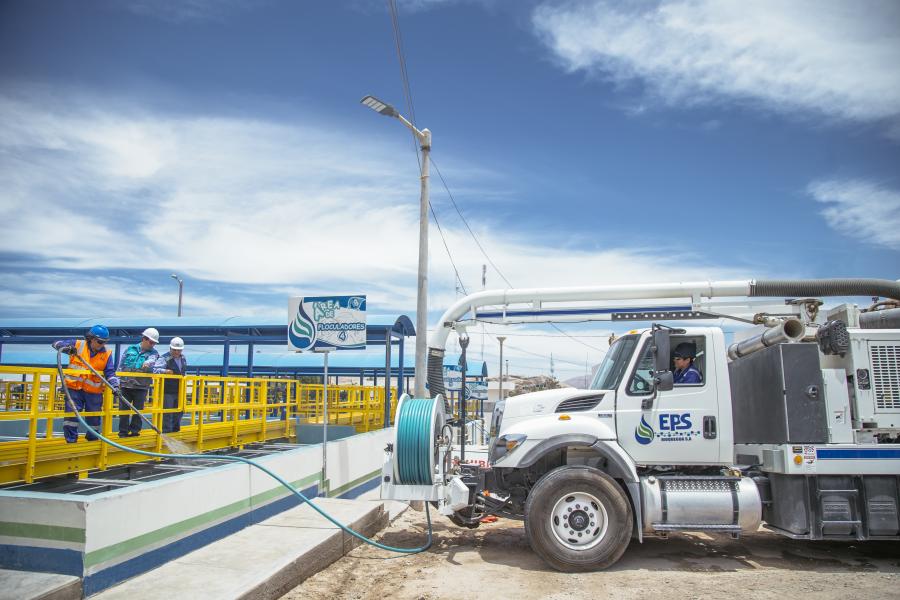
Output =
[
  {"x1": 55, "y1": 350, "x2": 432, "y2": 554},
  {"x1": 396, "y1": 397, "x2": 438, "y2": 485}
]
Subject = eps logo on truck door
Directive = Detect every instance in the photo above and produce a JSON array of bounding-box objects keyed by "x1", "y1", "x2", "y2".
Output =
[{"x1": 635, "y1": 412, "x2": 699, "y2": 444}]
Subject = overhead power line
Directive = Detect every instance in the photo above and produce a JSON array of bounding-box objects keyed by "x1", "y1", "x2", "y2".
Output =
[{"x1": 385, "y1": 1, "x2": 602, "y2": 357}]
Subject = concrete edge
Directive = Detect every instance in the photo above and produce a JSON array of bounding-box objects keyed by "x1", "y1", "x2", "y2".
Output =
[
  {"x1": 34, "y1": 577, "x2": 83, "y2": 600},
  {"x1": 236, "y1": 504, "x2": 388, "y2": 600}
]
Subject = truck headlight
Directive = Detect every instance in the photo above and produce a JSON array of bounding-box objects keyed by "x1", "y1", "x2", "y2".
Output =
[{"x1": 490, "y1": 433, "x2": 527, "y2": 462}]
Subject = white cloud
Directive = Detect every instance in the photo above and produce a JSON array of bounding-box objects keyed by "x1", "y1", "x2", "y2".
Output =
[
  {"x1": 0, "y1": 271, "x2": 264, "y2": 318},
  {"x1": 532, "y1": 0, "x2": 900, "y2": 129},
  {"x1": 808, "y1": 179, "x2": 900, "y2": 250},
  {"x1": 0, "y1": 90, "x2": 743, "y2": 291},
  {"x1": 121, "y1": 0, "x2": 256, "y2": 23},
  {"x1": 0, "y1": 88, "x2": 752, "y2": 372}
]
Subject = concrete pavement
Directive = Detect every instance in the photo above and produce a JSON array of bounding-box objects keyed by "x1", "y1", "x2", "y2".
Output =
[
  {"x1": 90, "y1": 497, "x2": 388, "y2": 600},
  {"x1": 0, "y1": 569, "x2": 81, "y2": 600}
]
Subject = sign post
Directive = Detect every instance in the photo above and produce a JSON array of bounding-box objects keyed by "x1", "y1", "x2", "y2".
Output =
[
  {"x1": 289, "y1": 295, "x2": 366, "y2": 497},
  {"x1": 314, "y1": 346, "x2": 335, "y2": 496}
]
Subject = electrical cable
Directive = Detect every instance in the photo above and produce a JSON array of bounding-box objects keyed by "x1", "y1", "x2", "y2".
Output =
[
  {"x1": 386, "y1": 1, "x2": 600, "y2": 356},
  {"x1": 429, "y1": 201, "x2": 468, "y2": 296},
  {"x1": 55, "y1": 349, "x2": 433, "y2": 554},
  {"x1": 429, "y1": 157, "x2": 513, "y2": 288},
  {"x1": 431, "y1": 156, "x2": 603, "y2": 354},
  {"x1": 385, "y1": 0, "x2": 467, "y2": 296}
]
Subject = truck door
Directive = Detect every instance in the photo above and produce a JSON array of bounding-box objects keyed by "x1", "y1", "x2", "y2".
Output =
[{"x1": 616, "y1": 334, "x2": 723, "y2": 465}]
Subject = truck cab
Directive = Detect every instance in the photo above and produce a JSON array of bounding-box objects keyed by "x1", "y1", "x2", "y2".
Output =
[{"x1": 489, "y1": 327, "x2": 733, "y2": 471}]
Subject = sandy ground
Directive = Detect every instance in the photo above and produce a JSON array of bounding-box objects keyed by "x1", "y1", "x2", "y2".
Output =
[{"x1": 282, "y1": 507, "x2": 900, "y2": 600}]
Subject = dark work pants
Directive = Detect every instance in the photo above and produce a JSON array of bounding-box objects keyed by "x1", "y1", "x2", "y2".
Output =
[
  {"x1": 118, "y1": 387, "x2": 148, "y2": 435},
  {"x1": 162, "y1": 392, "x2": 182, "y2": 433},
  {"x1": 64, "y1": 389, "x2": 102, "y2": 443}
]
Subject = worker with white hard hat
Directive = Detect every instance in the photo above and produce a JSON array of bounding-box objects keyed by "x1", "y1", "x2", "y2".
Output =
[
  {"x1": 115, "y1": 327, "x2": 161, "y2": 437},
  {"x1": 154, "y1": 337, "x2": 188, "y2": 433}
]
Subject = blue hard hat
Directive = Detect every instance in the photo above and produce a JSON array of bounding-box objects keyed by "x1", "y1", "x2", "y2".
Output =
[
  {"x1": 88, "y1": 324, "x2": 110, "y2": 341},
  {"x1": 673, "y1": 342, "x2": 697, "y2": 359}
]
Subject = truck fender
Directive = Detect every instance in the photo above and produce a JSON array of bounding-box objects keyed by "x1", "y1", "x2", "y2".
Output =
[{"x1": 517, "y1": 436, "x2": 643, "y2": 542}]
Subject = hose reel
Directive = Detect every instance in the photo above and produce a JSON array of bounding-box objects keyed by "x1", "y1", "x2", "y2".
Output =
[
  {"x1": 382, "y1": 394, "x2": 471, "y2": 514},
  {"x1": 393, "y1": 394, "x2": 446, "y2": 486}
]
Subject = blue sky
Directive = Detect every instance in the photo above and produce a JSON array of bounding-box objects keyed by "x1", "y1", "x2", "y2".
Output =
[{"x1": 1, "y1": 0, "x2": 898, "y2": 377}]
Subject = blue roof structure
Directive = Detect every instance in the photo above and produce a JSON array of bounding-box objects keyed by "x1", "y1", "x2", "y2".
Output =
[{"x1": 0, "y1": 315, "x2": 487, "y2": 388}]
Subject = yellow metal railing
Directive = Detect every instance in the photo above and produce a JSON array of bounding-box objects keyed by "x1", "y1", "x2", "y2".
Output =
[{"x1": 0, "y1": 366, "x2": 396, "y2": 484}]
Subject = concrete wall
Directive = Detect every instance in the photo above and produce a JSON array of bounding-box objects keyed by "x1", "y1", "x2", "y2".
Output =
[{"x1": 0, "y1": 428, "x2": 391, "y2": 595}]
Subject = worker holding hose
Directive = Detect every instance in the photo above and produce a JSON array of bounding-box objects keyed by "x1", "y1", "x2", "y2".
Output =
[
  {"x1": 115, "y1": 327, "x2": 161, "y2": 438},
  {"x1": 51, "y1": 325, "x2": 120, "y2": 443}
]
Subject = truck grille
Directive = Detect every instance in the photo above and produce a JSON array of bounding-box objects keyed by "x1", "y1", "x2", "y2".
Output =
[
  {"x1": 871, "y1": 344, "x2": 900, "y2": 410},
  {"x1": 555, "y1": 394, "x2": 604, "y2": 412}
]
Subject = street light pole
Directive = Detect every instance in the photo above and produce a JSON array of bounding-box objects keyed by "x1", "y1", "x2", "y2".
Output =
[
  {"x1": 170, "y1": 274, "x2": 183, "y2": 317},
  {"x1": 361, "y1": 95, "x2": 431, "y2": 398},
  {"x1": 497, "y1": 336, "x2": 506, "y2": 403}
]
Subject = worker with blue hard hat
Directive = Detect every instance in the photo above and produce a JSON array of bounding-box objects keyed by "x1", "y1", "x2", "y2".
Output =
[
  {"x1": 52, "y1": 325, "x2": 120, "y2": 443},
  {"x1": 673, "y1": 342, "x2": 703, "y2": 384}
]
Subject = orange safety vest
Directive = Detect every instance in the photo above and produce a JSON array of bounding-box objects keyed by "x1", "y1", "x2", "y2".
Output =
[{"x1": 65, "y1": 339, "x2": 112, "y2": 394}]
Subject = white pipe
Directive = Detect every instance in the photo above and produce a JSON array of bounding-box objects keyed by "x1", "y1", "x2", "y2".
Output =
[
  {"x1": 427, "y1": 280, "x2": 752, "y2": 350},
  {"x1": 727, "y1": 318, "x2": 806, "y2": 360}
]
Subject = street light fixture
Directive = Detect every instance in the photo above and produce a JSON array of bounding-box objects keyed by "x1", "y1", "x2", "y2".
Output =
[
  {"x1": 170, "y1": 274, "x2": 184, "y2": 317},
  {"x1": 361, "y1": 94, "x2": 431, "y2": 398}
]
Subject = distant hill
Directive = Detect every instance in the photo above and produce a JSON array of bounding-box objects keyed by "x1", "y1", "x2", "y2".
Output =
[
  {"x1": 564, "y1": 364, "x2": 600, "y2": 389},
  {"x1": 564, "y1": 375, "x2": 590, "y2": 389}
]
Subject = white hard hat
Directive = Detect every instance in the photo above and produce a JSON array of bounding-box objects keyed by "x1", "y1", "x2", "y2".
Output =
[
  {"x1": 142, "y1": 327, "x2": 160, "y2": 343},
  {"x1": 169, "y1": 337, "x2": 185, "y2": 351}
]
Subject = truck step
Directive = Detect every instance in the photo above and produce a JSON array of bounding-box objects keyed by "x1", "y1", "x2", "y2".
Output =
[{"x1": 651, "y1": 523, "x2": 742, "y2": 533}]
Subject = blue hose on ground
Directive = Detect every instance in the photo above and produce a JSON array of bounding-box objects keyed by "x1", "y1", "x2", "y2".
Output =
[{"x1": 56, "y1": 349, "x2": 432, "y2": 554}]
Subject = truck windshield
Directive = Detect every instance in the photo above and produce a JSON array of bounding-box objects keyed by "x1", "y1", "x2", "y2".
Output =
[{"x1": 589, "y1": 334, "x2": 639, "y2": 390}]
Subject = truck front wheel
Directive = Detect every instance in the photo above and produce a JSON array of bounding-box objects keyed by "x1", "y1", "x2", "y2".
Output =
[{"x1": 524, "y1": 466, "x2": 633, "y2": 571}]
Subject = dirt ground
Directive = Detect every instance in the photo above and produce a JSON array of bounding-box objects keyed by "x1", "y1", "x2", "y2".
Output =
[{"x1": 283, "y1": 507, "x2": 900, "y2": 600}]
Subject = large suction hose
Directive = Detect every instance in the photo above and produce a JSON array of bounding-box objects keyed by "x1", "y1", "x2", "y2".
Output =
[
  {"x1": 55, "y1": 350, "x2": 432, "y2": 554},
  {"x1": 750, "y1": 279, "x2": 900, "y2": 300},
  {"x1": 426, "y1": 278, "x2": 900, "y2": 396}
]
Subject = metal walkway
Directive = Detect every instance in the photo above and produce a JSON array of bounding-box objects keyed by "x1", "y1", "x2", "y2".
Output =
[{"x1": 0, "y1": 366, "x2": 395, "y2": 484}]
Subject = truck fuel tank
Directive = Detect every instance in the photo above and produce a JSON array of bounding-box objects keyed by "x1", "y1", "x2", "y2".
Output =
[{"x1": 640, "y1": 475, "x2": 762, "y2": 535}]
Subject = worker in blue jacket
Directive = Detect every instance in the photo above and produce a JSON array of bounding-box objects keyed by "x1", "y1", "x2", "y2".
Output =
[
  {"x1": 673, "y1": 342, "x2": 703, "y2": 384},
  {"x1": 51, "y1": 325, "x2": 120, "y2": 443},
  {"x1": 116, "y1": 327, "x2": 160, "y2": 437},
  {"x1": 154, "y1": 337, "x2": 188, "y2": 433}
]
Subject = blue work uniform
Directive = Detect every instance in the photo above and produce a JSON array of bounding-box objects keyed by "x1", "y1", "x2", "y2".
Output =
[
  {"x1": 52, "y1": 338, "x2": 119, "y2": 443},
  {"x1": 154, "y1": 352, "x2": 188, "y2": 432},
  {"x1": 674, "y1": 363, "x2": 702, "y2": 384}
]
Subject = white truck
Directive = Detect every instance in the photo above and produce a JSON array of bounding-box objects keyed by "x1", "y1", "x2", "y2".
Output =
[{"x1": 381, "y1": 278, "x2": 900, "y2": 571}]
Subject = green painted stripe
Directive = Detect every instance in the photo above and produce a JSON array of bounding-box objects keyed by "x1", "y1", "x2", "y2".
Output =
[
  {"x1": 0, "y1": 521, "x2": 85, "y2": 544},
  {"x1": 84, "y1": 472, "x2": 319, "y2": 568},
  {"x1": 327, "y1": 468, "x2": 381, "y2": 498}
]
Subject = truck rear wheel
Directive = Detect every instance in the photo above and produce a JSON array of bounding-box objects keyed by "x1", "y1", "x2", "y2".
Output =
[{"x1": 524, "y1": 466, "x2": 633, "y2": 571}]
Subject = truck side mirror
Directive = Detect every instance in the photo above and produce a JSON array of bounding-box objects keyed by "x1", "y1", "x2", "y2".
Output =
[
  {"x1": 654, "y1": 371, "x2": 674, "y2": 392},
  {"x1": 651, "y1": 327, "x2": 671, "y2": 373}
]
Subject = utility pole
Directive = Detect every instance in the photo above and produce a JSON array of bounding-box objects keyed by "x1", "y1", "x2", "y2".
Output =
[
  {"x1": 497, "y1": 336, "x2": 506, "y2": 403},
  {"x1": 361, "y1": 95, "x2": 431, "y2": 398},
  {"x1": 481, "y1": 264, "x2": 486, "y2": 360}
]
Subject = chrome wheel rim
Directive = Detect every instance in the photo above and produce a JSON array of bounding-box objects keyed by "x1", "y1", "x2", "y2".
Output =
[{"x1": 549, "y1": 491, "x2": 609, "y2": 550}]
